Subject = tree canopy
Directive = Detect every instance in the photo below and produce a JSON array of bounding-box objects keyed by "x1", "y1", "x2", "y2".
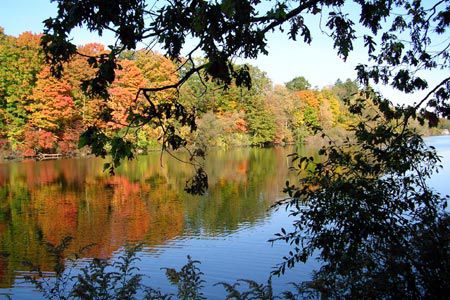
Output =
[
  {"x1": 1, "y1": 29, "x2": 362, "y2": 158},
  {"x1": 42, "y1": 0, "x2": 449, "y2": 113},
  {"x1": 285, "y1": 76, "x2": 311, "y2": 91}
]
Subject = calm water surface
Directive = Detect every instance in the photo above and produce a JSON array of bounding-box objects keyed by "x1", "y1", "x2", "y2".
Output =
[{"x1": 0, "y1": 137, "x2": 449, "y2": 299}]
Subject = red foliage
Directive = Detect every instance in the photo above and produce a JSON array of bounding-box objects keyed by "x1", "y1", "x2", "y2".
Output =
[
  {"x1": 25, "y1": 67, "x2": 83, "y2": 154},
  {"x1": 0, "y1": 139, "x2": 8, "y2": 150},
  {"x1": 57, "y1": 120, "x2": 83, "y2": 155},
  {"x1": 21, "y1": 126, "x2": 57, "y2": 156}
]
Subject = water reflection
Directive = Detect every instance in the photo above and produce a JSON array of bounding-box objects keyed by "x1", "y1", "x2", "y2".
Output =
[
  {"x1": 0, "y1": 147, "x2": 301, "y2": 288},
  {"x1": 1, "y1": 138, "x2": 448, "y2": 297}
]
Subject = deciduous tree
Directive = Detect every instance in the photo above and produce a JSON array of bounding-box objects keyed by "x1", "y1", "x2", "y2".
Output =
[
  {"x1": 285, "y1": 76, "x2": 311, "y2": 91},
  {"x1": 25, "y1": 67, "x2": 80, "y2": 154},
  {"x1": 0, "y1": 30, "x2": 43, "y2": 148}
]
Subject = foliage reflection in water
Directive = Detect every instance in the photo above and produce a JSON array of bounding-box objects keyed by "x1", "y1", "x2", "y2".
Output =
[
  {"x1": 0, "y1": 146, "x2": 319, "y2": 298},
  {"x1": 0, "y1": 138, "x2": 448, "y2": 298}
]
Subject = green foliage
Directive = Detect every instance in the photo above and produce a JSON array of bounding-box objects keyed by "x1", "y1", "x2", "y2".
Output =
[
  {"x1": 42, "y1": 0, "x2": 450, "y2": 119},
  {"x1": 78, "y1": 127, "x2": 136, "y2": 175},
  {"x1": 217, "y1": 279, "x2": 274, "y2": 300},
  {"x1": 23, "y1": 237, "x2": 78, "y2": 300},
  {"x1": 302, "y1": 106, "x2": 319, "y2": 128},
  {"x1": 135, "y1": 131, "x2": 159, "y2": 151},
  {"x1": 194, "y1": 112, "x2": 249, "y2": 148},
  {"x1": 78, "y1": 126, "x2": 108, "y2": 158},
  {"x1": 3, "y1": 1, "x2": 450, "y2": 296},
  {"x1": 331, "y1": 78, "x2": 359, "y2": 102},
  {"x1": 40, "y1": 0, "x2": 450, "y2": 143},
  {"x1": 0, "y1": 31, "x2": 44, "y2": 148},
  {"x1": 164, "y1": 256, "x2": 205, "y2": 300},
  {"x1": 271, "y1": 93, "x2": 450, "y2": 297},
  {"x1": 25, "y1": 238, "x2": 209, "y2": 300},
  {"x1": 246, "y1": 108, "x2": 276, "y2": 146},
  {"x1": 285, "y1": 76, "x2": 311, "y2": 91},
  {"x1": 72, "y1": 244, "x2": 143, "y2": 300},
  {"x1": 179, "y1": 63, "x2": 284, "y2": 148},
  {"x1": 184, "y1": 167, "x2": 209, "y2": 196},
  {"x1": 32, "y1": 0, "x2": 450, "y2": 199}
]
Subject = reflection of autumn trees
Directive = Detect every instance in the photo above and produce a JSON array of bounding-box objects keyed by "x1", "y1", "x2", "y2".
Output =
[
  {"x1": 0, "y1": 147, "x2": 298, "y2": 287},
  {"x1": 31, "y1": 175, "x2": 184, "y2": 259},
  {"x1": 23, "y1": 160, "x2": 58, "y2": 186},
  {"x1": 0, "y1": 158, "x2": 185, "y2": 287},
  {"x1": 0, "y1": 222, "x2": 8, "y2": 287},
  {"x1": 0, "y1": 254, "x2": 7, "y2": 288},
  {"x1": 168, "y1": 148, "x2": 296, "y2": 235},
  {"x1": 0, "y1": 179, "x2": 51, "y2": 288},
  {"x1": 117, "y1": 149, "x2": 296, "y2": 235}
]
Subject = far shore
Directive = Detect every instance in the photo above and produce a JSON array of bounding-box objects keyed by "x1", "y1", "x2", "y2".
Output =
[{"x1": 1, "y1": 133, "x2": 449, "y2": 164}]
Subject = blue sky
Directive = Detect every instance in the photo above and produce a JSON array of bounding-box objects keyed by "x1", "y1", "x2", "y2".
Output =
[
  {"x1": 0, "y1": 0, "x2": 444, "y2": 105},
  {"x1": 0, "y1": 0, "x2": 356, "y2": 86}
]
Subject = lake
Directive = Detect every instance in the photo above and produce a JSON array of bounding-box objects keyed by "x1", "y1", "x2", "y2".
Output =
[{"x1": 0, "y1": 136, "x2": 449, "y2": 299}]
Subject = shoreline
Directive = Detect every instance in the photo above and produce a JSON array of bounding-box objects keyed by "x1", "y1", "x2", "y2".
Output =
[{"x1": 1, "y1": 134, "x2": 449, "y2": 164}]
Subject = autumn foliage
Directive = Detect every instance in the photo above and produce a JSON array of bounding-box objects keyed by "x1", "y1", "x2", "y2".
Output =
[
  {"x1": 0, "y1": 28, "x2": 370, "y2": 156},
  {"x1": 0, "y1": 30, "x2": 184, "y2": 156}
]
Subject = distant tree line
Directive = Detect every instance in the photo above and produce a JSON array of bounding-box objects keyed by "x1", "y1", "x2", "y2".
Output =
[{"x1": 1, "y1": 29, "x2": 448, "y2": 158}]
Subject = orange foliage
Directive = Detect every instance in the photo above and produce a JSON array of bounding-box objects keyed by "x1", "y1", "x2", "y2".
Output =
[
  {"x1": 107, "y1": 60, "x2": 147, "y2": 128},
  {"x1": 135, "y1": 50, "x2": 178, "y2": 102},
  {"x1": 15, "y1": 31, "x2": 42, "y2": 48},
  {"x1": 235, "y1": 116, "x2": 248, "y2": 133},
  {"x1": 78, "y1": 43, "x2": 106, "y2": 56},
  {"x1": 65, "y1": 44, "x2": 105, "y2": 88},
  {"x1": 25, "y1": 67, "x2": 83, "y2": 154},
  {"x1": 296, "y1": 90, "x2": 320, "y2": 108},
  {"x1": 28, "y1": 67, "x2": 77, "y2": 131}
]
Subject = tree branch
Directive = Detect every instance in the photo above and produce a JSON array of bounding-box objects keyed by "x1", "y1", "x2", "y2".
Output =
[{"x1": 415, "y1": 76, "x2": 450, "y2": 109}]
